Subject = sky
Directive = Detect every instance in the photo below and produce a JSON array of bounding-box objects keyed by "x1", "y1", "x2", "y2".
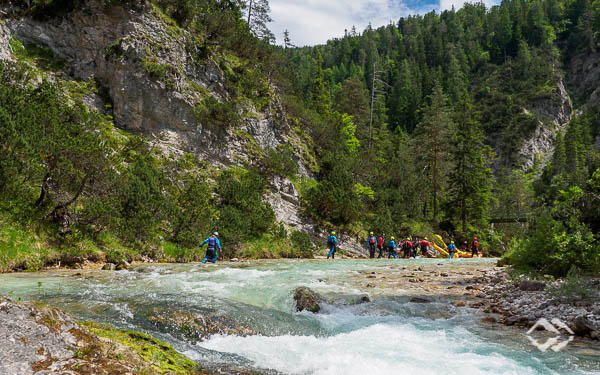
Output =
[{"x1": 269, "y1": 0, "x2": 498, "y2": 46}]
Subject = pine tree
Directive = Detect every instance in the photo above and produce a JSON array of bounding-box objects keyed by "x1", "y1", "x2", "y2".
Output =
[
  {"x1": 447, "y1": 94, "x2": 493, "y2": 232},
  {"x1": 245, "y1": 0, "x2": 274, "y2": 43},
  {"x1": 311, "y1": 50, "x2": 330, "y2": 115},
  {"x1": 414, "y1": 80, "x2": 454, "y2": 224}
]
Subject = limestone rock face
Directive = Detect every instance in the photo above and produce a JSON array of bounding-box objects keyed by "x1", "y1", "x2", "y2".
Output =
[
  {"x1": 516, "y1": 78, "x2": 573, "y2": 170},
  {"x1": 2, "y1": 1, "x2": 299, "y2": 171}
]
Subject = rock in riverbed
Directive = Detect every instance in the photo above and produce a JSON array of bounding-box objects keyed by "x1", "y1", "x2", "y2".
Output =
[
  {"x1": 0, "y1": 296, "x2": 195, "y2": 375},
  {"x1": 519, "y1": 280, "x2": 546, "y2": 291},
  {"x1": 293, "y1": 287, "x2": 325, "y2": 313}
]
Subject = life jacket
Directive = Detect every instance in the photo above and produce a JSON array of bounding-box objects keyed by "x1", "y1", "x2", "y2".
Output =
[
  {"x1": 420, "y1": 241, "x2": 429, "y2": 251},
  {"x1": 369, "y1": 236, "x2": 376, "y2": 244},
  {"x1": 403, "y1": 241, "x2": 412, "y2": 249},
  {"x1": 208, "y1": 236, "x2": 217, "y2": 249},
  {"x1": 387, "y1": 240, "x2": 395, "y2": 249},
  {"x1": 327, "y1": 235, "x2": 336, "y2": 245},
  {"x1": 471, "y1": 241, "x2": 478, "y2": 250},
  {"x1": 378, "y1": 237, "x2": 383, "y2": 246}
]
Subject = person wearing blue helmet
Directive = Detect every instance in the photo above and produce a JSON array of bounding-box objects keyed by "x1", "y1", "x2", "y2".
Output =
[{"x1": 201, "y1": 232, "x2": 221, "y2": 263}]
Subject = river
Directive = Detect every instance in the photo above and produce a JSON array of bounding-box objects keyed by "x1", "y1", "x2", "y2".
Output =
[{"x1": 0, "y1": 259, "x2": 598, "y2": 375}]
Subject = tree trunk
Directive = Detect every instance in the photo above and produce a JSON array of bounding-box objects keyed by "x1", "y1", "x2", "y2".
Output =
[
  {"x1": 247, "y1": 0, "x2": 253, "y2": 25},
  {"x1": 35, "y1": 172, "x2": 51, "y2": 207}
]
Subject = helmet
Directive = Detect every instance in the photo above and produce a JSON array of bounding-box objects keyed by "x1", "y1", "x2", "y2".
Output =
[
  {"x1": 370, "y1": 232, "x2": 374, "y2": 235},
  {"x1": 451, "y1": 241, "x2": 455, "y2": 244},
  {"x1": 331, "y1": 231, "x2": 336, "y2": 235},
  {"x1": 213, "y1": 232, "x2": 219, "y2": 237},
  {"x1": 424, "y1": 237, "x2": 428, "y2": 240},
  {"x1": 406, "y1": 238, "x2": 410, "y2": 241},
  {"x1": 474, "y1": 237, "x2": 478, "y2": 240},
  {"x1": 391, "y1": 236, "x2": 395, "y2": 240}
]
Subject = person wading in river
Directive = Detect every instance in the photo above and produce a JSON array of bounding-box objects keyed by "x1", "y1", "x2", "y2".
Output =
[
  {"x1": 470, "y1": 237, "x2": 479, "y2": 258},
  {"x1": 447, "y1": 241, "x2": 457, "y2": 259},
  {"x1": 387, "y1": 237, "x2": 397, "y2": 259},
  {"x1": 327, "y1": 231, "x2": 338, "y2": 259},
  {"x1": 419, "y1": 237, "x2": 430, "y2": 258},
  {"x1": 201, "y1": 232, "x2": 221, "y2": 264},
  {"x1": 402, "y1": 238, "x2": 412, "y2": 259},
  {"x1": 367, "y1": 232, "x2": 376, "y2": 259},
  {"x1": 377, "y1": 234, "x2": 384, "y2": 258}
]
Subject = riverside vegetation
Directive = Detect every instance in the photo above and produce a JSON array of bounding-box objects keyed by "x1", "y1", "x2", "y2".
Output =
[{"x1": 0, "y1": 0, "x2": 599, "y2": 281}]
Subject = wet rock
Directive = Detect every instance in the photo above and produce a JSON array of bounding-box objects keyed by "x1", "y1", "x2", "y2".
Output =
[
  {"x1": 102, "y1": 263, "x2": 116, "y2": 271},
  {"x1": 116, "y1": 261, "x2": 131, "y2": 271},
  {"x1": 293, "y1": 287, "x2": 324, "y2": 313},
  {"x1": 409, "y1": 297, "x2": 431, "y2": 304},
  {"x1": 519, "y1": 280, "x2": 545, "y2": 291},
  {"x1": 591, "y1": 330, "x2": 600, "y2": 340},
  {"x1": 418, "y1": 278, "x2": 425, "y2": 282},
  {"x1": 481, "y1": 317, "x2": 497, "y2": 324},
  {"x1": 366, "y1": 283, "x2": 375, "y2": 288},
  {"x1": 149, "y1": 310, "x2": 254, "y2": 344},
  {"x1": 454, "y1": 301, "x2": 466, "y2": 307},
  {"x1": 572, "y1": 316, "x2": 595, "y2": 337},
  {"x1": 366, "y1": 275, "x2": 376, "y2": 279},
  {"x1": 440, "y1": 273, "x2": 449, "y2": 277}
]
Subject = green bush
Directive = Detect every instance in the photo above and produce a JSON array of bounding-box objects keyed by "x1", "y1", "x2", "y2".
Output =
[
  {"x1": 216, "y1": 169, "x2": 275, "y2": 244},
  {"x1": 504, "y1": 210, "x2": 599, "y2": 277},
  {"x1": 262, "y1": 144, "x2": 298, "y2": 177},
  {"x1": 193, "y1": 96, "x2": 240, "y2": 127},
  {"x1": 290, "y1": 230, "x2": 314, "y2": 258}
]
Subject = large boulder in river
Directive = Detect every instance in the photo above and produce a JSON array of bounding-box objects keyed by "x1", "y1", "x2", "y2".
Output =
[
  {"x1": 293, "y1": 287, "x2": 324, "y2": 313},
  {"x1": 572, "y1": 316, "x2": 595, "y2": 337},
  {"x1": 519, "y1": 280, "x2": 546, "y2": 291}
]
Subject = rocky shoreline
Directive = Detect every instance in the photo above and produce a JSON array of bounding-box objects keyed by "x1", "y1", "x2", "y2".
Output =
[{"x1": 292, "y1": 260, "x2": 600, "y2": 342}]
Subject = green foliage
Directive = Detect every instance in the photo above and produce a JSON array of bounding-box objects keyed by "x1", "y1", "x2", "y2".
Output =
[
  {"x1": 194, "y1": 96, "x2": 240, "y2": 127},
  {"x1": 548, "y1": 266, "x2": 597, "y2": 302},
  {"x1": 290, "y1": 230, "x2": 314, "y2": 258},
  {"x1": 261, "y1": 144, "x2": 299, "y2": 177},
  {"x1": 215, "y1": 169, "x2": 275, "y2": 244}
]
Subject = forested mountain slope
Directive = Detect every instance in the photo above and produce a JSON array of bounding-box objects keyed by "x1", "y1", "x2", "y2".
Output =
[{"x1": 0, "y1": 0, "x2": 599, "y2": 276}]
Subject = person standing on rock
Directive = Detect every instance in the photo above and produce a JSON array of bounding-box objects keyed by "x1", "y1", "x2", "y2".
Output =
[
  {"x1": 447, "y1": 241, "x2": 457, "y2": 259},
  {"x1": 419, "y1": 237, "x2": 430, "y2": 258},
  {"x1": 377, "y1": 234, "x2": 384, "y2": 258},
  {"x1": 201, "y1": 232, "x2": 221, "y2": 264},
  {"x1": 327, "y1": 232, "x2": 338, "y2": 259},
  {"x1": 470, "y1": 237, "x2": 479, "y2": 258},
  {"x1": 387, "y1": 237, "x2": 397, "y2": 259},
  {"x1": 402, "y1": 238, "x2": 412, "y2": 258},
  {"x1": 367, "y1": 232, "x2": 377, "y2": 259}
]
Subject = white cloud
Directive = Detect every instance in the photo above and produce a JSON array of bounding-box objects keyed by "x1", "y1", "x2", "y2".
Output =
[
  {"x1": 269, "y1": 0, "x2": 428, "y2": 46},
  {"x1": 268, "y1": 0, "x2": 499, "y2": 46}
]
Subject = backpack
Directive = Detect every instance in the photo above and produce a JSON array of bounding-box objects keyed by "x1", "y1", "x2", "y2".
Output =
[
  {"x1": 369, "y1": 236, "x2": 376, "y2": 244},
  {"x1": 208, "y1": 237, "x2": 217, "y2": 248},
  {"x1": 327, "y1": 236, "x2": 335, "y2": 245},
  {"x1": 378, "y1": 237, "x2": 383, "y2": 246}
]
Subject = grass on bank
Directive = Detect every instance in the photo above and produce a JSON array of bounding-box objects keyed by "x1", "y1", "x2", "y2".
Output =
[{"x1": 81, "y1": 321, "x2": 201, "y2": 375}]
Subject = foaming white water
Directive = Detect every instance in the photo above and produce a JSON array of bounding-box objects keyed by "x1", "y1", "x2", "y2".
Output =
[{"x1": 198, "y1": 323, "x2": 541, "y2": 375}]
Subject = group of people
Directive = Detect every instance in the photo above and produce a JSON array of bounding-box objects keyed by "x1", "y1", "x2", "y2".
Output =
[
  {"x1": 201, "y1": 231, "x2": 479, "y2": 263},
  {"x1": 327, "y1": 232, "x2": 480, "y2": 259}
]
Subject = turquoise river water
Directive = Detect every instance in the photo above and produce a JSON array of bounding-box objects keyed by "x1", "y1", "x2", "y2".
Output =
[{"x1": 0, "y1": 258, "x2": 598, "y2": 375}]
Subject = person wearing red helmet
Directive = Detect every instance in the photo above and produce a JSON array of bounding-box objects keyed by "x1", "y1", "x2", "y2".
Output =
[
  {"x1": 419, "y1": 237, "x2": 430, "y2": 258},
  {"x1": 470, "y1": 237, "x2": 479, "y2": 258}
]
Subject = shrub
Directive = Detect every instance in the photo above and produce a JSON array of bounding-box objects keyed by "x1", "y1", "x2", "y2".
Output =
[
  {"x1": 290, "y1": 230, "x2": 314, "y2": 258},
  {"x1": 261, "y1": 144, "x2": 298, "y2": 177}
]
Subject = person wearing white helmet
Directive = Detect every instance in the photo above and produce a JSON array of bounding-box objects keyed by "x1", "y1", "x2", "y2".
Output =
[{"x1": 201, "y1": 232, "x2": 221, "y2": 264}]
